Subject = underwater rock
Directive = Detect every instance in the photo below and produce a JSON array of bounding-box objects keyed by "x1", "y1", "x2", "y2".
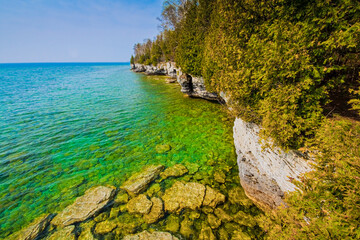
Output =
[
  {"x1": 198, "y1": 225, "x2": 216, "y2": 240},
  {"x1": 165, "y1": 215, "x2": 180, "y2": 232},
  {"x1": 207, "y1": 214, "x2": 222, "y2": 229},
  {"x1": 51, "y1": 186, "x2": 116, "y2": 227},
  {"x1": 231, "y1": 230, "x2": 252, "y2": 240},
  {"x1": 123, "y1": 230, "x2": 179, "y2": 240},
  {"x1": 94, "y1": 220, "x2": 117, "y2": 234},
  {"x1": 94, "y1": 212, "x2": 109, "y2": 223},
  {"x1": 127, "y1": 194, "x2": 153, "y2": 215},
  {"x1": 184, "y1": 162, "x2": 200, "y2": 175},
  {"x1": 144, "y1": 197, "x2": 164, "y2": 224},
  {"x1": 78, "y1": 221, "x2": 96, "y2": 240},
  {"x1": 233, "y1": 211, "x2": 257, "y2": 228},
  {"x1": 160, "y1": 164, "x2": 188, "y2": 179},
  {"x1": 228, "y1": 187, "x2": 253, "y2": 207},
  {"x1": 180, "y1": 216, "x2": 196, "y2": 239},
  {"x1": 146, "y1": 183, "x2": 162, "y2": 197},
  {"x1": 121, "y1": 165, "x2": 164, "y2": 196},
  {"x1": 214, "y1": 170, "x2": 226, "y2": 183},
  {"x1": 162, "y1": 181, "x2": 206, "y2": 213},
  {"x1": 203, "y1": 186, "x2": 226, "y2": 208},
  {"x1": 46, "y1": 225, "x2": 76, "y2": 240},
  {"x1": 155, "y1": 144, "x2": 172, "y2": 154},
  {"x1": 214, "y1": 208, "x2": 233, "y2": 222},
  {"x1": 166, "y1": 78, "x2": 177, "y2": 83},
  {"x1": 113, "y1": 190, "x2": 129, "y2": 206},
  {"x1": 218, "y1": 227, "x2": 230, "y2": 240},
  {"x1": 10, "y1": 213, "x2": 55, "y2": 240}
]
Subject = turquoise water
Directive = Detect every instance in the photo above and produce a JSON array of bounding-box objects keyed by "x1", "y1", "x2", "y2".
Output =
[{"x1": 0, "y1": 63, "x2": 240, "y2": 238}]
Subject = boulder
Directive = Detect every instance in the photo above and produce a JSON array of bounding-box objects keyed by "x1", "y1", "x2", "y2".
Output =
[
  {"x1": 144, "y1": 197, "x2": 164, "y2": 224},
  {"x1": 46, "y1": 225, "x2": 76, "y2": 240},
  {"x1": 123, "y1": 230, "x2": 179, "y2": 240},
  {"x1": 162, "y1": 182, "x2": 206, "y2": 213},
  {"x1": 121, "y1": 165, "x2": 164, "y2": 196},
  {"x1": 160, "y1": 164, "x2": 188, "y2": 179},
  {"x1": 10, "y1": 213, "x2": 55, "y2": 240},
  {"x1": 51, "y1": 186, "x2": 116, "y2": 227},
  {"x1": 127, "y1": 194, "x2": 153, "y2": 215},
  {"x1": 203, "y1": 186, "x2": 226, "y2": 208}
]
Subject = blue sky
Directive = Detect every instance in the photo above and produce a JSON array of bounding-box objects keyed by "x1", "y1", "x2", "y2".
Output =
[{"x1": 0, "y1": 0, "x2": 163, "y2": 63}]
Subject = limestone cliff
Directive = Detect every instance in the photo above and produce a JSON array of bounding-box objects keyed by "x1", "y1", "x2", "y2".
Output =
[
  {"x1": 131, "y1": 62, "x2": 311, "y2": 212},
  {"x1": 131, "y1": 63, "x2": 218, "y2": 101}
]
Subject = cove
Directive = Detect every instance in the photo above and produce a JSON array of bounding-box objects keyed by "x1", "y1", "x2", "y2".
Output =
[{"x1": 0, "y1": 63, "x2": 263, "y2": 239}]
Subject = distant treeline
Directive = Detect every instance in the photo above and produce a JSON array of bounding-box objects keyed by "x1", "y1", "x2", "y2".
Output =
[{"x1": 132, "y1": 1, "x2": 360, "y2": 239}]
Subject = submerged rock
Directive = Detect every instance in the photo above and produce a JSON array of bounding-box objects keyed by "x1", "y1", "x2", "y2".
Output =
[
  {"x1": 10, "y1": 213, "x2": 55, "y2": 240},
  {"x1": 214, "y1": 208, "x2": 233, "y2": 222},
  {"x1": 162, "y1": 182, "x2": 206, "y2": 213},
  {"x1": 203, "y1": 186, "x2": 226, "y2": 208},
  {"x1": 94, "y1": 220, "x2": 117, "y2": 234},
  {"x1": 207, "y1": 214, "x2": 222, "y2": 229},
  {"x1": 228, "y1": 187, "x2": 253, "y2": 207},
  {"x1": 233, "y1": 211, "x2": 257, "y2": 228},
  {"x1": 180, "y1": 216, "x2": 196, "y2": 239},
  {"x1": 123, "y1": 230, "x2": 179, "y2": 240},
  {"x1": 155, "y1": 144, "x2": 171, "y2": 154},
  {"x1": 160, "y1": 164, "x2": 188, "y2": 179},
  {"x1": 144, "y1": 197, "x2": 164, "y2": 224},
  {"x1": 78, "y1": 221, "x2": 96, "y2": 240},
  {"x1": 164, "y1": 215, "x2": 180, "y2": 233},
  {"x1": 198, "y1": 225, "x2": 216, "y2": 240},
  {"x1": 51, "y1": 186, "x2": 116, "y2": 227},
  {"x1": 127, "y1": 194, "x2": 153, "y2": 215},
  {"x1": 214, "y1": 170, "x2": 226, "y2": 183},
  {"x1": 121, "y1": 165, "x2": 164, "y2": 196},
  {"x1": 113, "y1": 190, "x2": 129, "y2": 206},
  {"x1": 46, "y1": 225, "x2": 76, "y2": 240}
]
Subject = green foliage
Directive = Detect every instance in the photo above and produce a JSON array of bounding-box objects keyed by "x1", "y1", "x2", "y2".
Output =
[
  {"x1": 261, "y1": 117, "x2": 360, "y2": 239},
  {"x1": 130, "y1": 55, "x2": 135, "y2": 65}
]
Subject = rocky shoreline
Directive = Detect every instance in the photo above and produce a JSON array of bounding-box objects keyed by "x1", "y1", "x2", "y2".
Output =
[
  {"x1": 10, "y1": 163, "x2": 261, "y2": 240},
  {"x1": 132, "y1": 62, "x2": 311, "y2": 212}
]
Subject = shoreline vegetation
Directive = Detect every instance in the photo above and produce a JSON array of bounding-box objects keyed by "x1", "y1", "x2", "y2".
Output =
[{"x1": 131, "y1": 0, "x2": 360, "y2": 239}]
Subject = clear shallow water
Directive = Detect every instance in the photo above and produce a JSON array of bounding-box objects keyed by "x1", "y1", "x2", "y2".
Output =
[{"x1": 0, "y1": 63, "x2": 247, "y2": 238}]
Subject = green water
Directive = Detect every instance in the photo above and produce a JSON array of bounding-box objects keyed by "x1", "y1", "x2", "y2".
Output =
[{"x1": 0, "y1": 63, "x2": 264, "y2": 239}]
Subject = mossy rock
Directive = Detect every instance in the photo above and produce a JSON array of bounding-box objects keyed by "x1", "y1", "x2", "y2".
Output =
[
  {"x1": 155, "y1": 144, "x2": 172, "y2": 154},
  {"x1": 165, "y1": 215, "x2": 180, "y2": 233}
]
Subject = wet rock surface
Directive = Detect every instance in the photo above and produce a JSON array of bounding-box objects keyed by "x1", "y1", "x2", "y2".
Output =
[
  {"x1": 144, "y1": 197, "x2": 164, "y2": 224},
  {"x1": 127, "y1": 194, "x2": 153, "y2": 215},
  {"x1": 123, "y1": 230, "x2": 179, "y2": 240},
  {"x1": 160, "y1": 164, "x2": 188, "y2": 179},
  {"x1": 121, "y1": 165, "x2": 164, "y2": 196},
  {"x1": 51, "y1": 186, "x2": 116, "y2": 227}
]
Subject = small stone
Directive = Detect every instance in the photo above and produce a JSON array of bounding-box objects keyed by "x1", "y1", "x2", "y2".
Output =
[
  {"x1": 144, "y1": 197, "x2": 164, "y2": 224},
  {"x1": 160, "y1": 164, "x2": 188, "y2": 179},
  {"x1": 121, "y1": 165, "x2": 164, "y2": 196},
  {"x1": 180, "y1": 216, "x2": 196, "y2": 239},
  {"x1": 214, "y1": 171, "x2": 226, "y2": 183},
  {"x1": 155, "y1": 144, "x2": 171, "y2": 154},
  {"x1": 94, "y1": 220, "x2": 117, "y2": 234},
  {"x1": 233, "y1": 211, "x2": 257, "y2": 227},
  {"x1": 46, "y1": 225, "x2": 76, "y2": 240},
  {"x1": 214, "y1": 208, "x2": 233, "y2": 222},
  {"x1": 127, "y1": 194, "x2": 153, "y2": 215},
  {"x1": 94, "y1": 212, "x2": 109, "y2": 222},
  {"x1": 198, "y1": 225, "x2": 216, "y2": 240},
  {"x1": 113, "y1": 191, "x2": 129, "y2": 206},
  {"x1": 229, "y1": 187, "x2": 253, "y2": 207},
  {"x1": 203, "y1": 186, "x2": 226, "y2": 208},
  {"x1": 231, "y1": 230, "x2": 252, "y2": 240},
  {"x1": 78, "y1": 221, "x2": 96, "y2": 240},
  {"x1": 123, "y1": 230, "x2": 179, "y2": 240},
  {"x1": 207, "y1": 214, "x2": 222, "y2": 229},
  {"x1": 165, "y1": 215, "x2": 180, "y2": 232}
]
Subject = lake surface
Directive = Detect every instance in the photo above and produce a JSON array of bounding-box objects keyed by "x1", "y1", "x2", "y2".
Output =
[{"x1": 0, "y1": 63, "x2": 262, "y2": 239}]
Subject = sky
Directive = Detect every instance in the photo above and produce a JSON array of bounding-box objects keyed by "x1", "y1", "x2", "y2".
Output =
[{"x1": 0, "y1": 0, "x2": 163, "y2": 63}]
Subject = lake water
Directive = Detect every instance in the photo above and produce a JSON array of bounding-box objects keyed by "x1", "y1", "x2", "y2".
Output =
[{"x1": 0, "y1": 63, "x2": 262, "y2": 239}]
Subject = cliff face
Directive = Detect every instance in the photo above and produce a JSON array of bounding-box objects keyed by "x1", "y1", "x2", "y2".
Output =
[
  {"x1": 131, "y1": 63, "x2": 218, "y2": 101},
  {"x1": 131, "y1": 62, "x2": 311, "y2": 212},
  {"x1": 233, "y1": 118, "x2": 312, "y2": 211}
]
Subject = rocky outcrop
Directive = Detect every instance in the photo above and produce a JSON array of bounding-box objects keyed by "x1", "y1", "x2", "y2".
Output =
[
  {"x1": 51, "y1": 186, "x2": 116, "y2": 227},
  {"x1": 121, "y1": 165, "x2": 164, "y2": 196},
  {"x1": 233, "y1": 117, "x2": 312, "y2": 211},
  {"x1": 131, "y1": 62, "x2": 219, "y2": 101},
  {"x1": 123, "y1": 230, "x2": 179, "y2": 240}
]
